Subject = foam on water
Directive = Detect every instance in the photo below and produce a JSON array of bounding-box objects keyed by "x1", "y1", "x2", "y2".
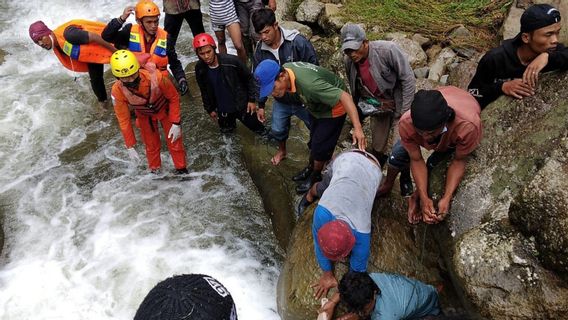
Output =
[{"x1": 0, "y1": 1, "x2": 281, "y2": 319}]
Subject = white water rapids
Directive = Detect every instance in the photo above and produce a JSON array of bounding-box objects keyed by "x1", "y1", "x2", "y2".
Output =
[{"x1": 0, "y1": 0, "x2": 282, "y2": 319}]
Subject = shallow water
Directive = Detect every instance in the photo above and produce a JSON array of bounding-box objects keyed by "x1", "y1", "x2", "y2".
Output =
[{"x1": 0, "y1": 1, "x2": 282, "y2": 319}]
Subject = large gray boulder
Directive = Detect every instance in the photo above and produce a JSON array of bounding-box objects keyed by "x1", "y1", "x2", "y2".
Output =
[
  {"x1": 390, "y1": 37, "x2": 428, "y2": 68},
  {"x1": 439, "y1": 71, "x2": 568, "y2": 319},
  {"x1": 295, "y1": 0, "x2": 325, "y2": 24}
]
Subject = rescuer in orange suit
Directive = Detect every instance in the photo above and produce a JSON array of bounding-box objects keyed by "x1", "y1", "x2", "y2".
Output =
[
  {"x1": 103, "y1": 1, "x2": 177, "y2": 83},
  {"x1": 29, "y1": 20, "x2": 116, "y2": 108},
  {"x1": 110, "y1": 49, "x2": 188, "y2": 174}
]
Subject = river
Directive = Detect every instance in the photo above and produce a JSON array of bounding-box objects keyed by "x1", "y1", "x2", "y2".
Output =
[{"x1": 0, "y1": 0, "x2": 282, "y2": 318}]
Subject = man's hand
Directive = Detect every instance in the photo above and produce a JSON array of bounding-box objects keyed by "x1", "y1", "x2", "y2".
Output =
[
  {"x1": 256, "y1": 108, "x2": 266, "y2": 123},
  {"x1": 120, "y1": 6, "x2": 135, "y2": 22},
  {"x1": 209, "y1": 111, "x2": 218, "y2": 122},
  {"x1": 318, "y1": 294, "x2": 339, "y2": 319},
  {"x1": 501, "y1": 79, "x2": 535, "y2": 99},
  {"x1": 311, "y1": 271, "x2": 338, "y2": 300},
  {"x1": 523, "y1": 52, "x2": 549, "y2": 88},
  {"x1": 267, "y1": 0, "x2": 277, "y2": 11},
  {"x1": 352, "y1": 127, "x2": 367, "y2": 151},
  {"x1": 420, "y1": 196, "x2": 438, "y2": 224},
  {"x1": 167, "y1": 124, "x2": 181, "y2": 143},
  {"x1": 247, "y1": 102, "x2": 257, "y2": 115},
  {"x1": 436, "y1": 195, "x2": 451, "y2": 222}
]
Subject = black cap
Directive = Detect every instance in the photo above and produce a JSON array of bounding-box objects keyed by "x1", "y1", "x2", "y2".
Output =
[
  {"x1": 134, "y1": 274, "x2": 237, "y2": 320},
  {"x1": 521, "y1": 4, "x2": 561, "y2": 33},
  {"x1": 411, "y1": 90, "x2": 450, "y2": 131}
]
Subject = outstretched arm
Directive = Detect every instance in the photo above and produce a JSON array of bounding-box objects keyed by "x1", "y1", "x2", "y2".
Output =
[{"x1": 339, "y1": 91, "x2": 366, "y2": 150}]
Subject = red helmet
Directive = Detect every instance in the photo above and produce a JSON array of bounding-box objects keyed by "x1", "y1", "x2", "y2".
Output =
[{"x1": 193, "y1": 33, "x2": 216, "y2": 50}]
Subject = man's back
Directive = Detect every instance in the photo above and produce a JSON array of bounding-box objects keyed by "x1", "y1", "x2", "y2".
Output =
[{"x1": 370, "y1": 273, "x2": 440, "y2": 320}]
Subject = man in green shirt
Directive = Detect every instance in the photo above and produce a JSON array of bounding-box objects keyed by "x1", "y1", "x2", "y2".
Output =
[{"x1": 255, "y1": 60, "x2": 366, "y2": 193}]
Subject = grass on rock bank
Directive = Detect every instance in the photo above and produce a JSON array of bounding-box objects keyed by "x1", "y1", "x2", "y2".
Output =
[{"x1": 340, "y1": 0, "x2": 512, "y2": 49}]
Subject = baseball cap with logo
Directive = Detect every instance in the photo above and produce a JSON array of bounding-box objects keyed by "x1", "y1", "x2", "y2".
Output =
[
  {"x1": 340, "y1": 23, "x2": 366, "y2": 52},
  {"x1": 134, "y1": 274, "x2": 237, "y2": 320},
  {"x1": 520, "y1": 4, "x2": 561, "y2": 33}
]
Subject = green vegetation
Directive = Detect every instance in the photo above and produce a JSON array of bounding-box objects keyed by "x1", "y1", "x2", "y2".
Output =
[{"x1": 340, "y1": 0, "x2": 513, "y2": 49}]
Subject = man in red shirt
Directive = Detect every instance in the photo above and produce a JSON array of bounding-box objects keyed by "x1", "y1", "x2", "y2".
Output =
[{"x1": 387, "y1": 86, "x2": 482, "y2": 224}]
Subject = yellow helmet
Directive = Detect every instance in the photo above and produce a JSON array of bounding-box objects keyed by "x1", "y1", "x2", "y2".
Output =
[
  {"x1": 110, "y1": 50, "x2": 140, "y2": 78},
  {"x1": 135, "y1": 1, "x2": 160, "y2": 19}
]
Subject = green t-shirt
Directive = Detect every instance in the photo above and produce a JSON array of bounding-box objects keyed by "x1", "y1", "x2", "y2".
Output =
[{"x1": 284, "y1": 62, "x2": 347, "y2": 119}]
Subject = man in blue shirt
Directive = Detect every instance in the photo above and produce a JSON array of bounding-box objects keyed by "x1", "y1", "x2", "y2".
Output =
[
  {"x1": 308, "y1": 150, "x2": 382, "y2": 299},
  {"x1": 321, "y1": 271, "x2": 440, "y2": 320}
]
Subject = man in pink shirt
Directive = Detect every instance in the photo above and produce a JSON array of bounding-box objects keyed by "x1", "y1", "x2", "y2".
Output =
[{"x1": 386, "y1": 86, "x2": 482, "y2": 224}]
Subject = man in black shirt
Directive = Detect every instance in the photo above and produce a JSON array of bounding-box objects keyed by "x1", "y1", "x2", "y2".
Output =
[
  {"x1": 193, "y1": 33, "x2": 265, "y2": 135},
  {"x1": 468, "y1": 4, "x2": 568, "y2": 109}
]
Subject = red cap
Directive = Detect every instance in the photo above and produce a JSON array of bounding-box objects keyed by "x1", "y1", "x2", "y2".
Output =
[
  {"x1": 317, "y1": 220, "x2": 356, "y2": 261},
  {"x1": 29, "y1": 21, "x2": 52, "y2": 43}
]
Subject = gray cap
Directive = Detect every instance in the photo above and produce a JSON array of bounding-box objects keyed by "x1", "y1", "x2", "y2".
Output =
[{"x1": 340, "y1": 23, "x2": 366, "y2": 51}]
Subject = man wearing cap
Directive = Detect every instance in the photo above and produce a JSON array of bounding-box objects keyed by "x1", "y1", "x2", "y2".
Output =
[
  {"x1": 341, "y1": 23, "x2": 415, "y2": 164},
  {"x1": 468, "y1": 3, "x2": 568, "y2": 109},
  {"x1": 388, "y1": 86, "x2": 482, "y2": 224},
  {"x1": 251, "y1": 8, "x2": 318, "y2": 170},
  {"x1": 29, "y1": 20, "x2": 116, "y2": 109},
  {"x1": 303, "y1": 149, "x2": 382, "y2": 299},
  {"x1": 254, "y1": 60, "x2": 367, "y2": 194},
  {"x1": 134, "y1": 274, "x2": 237, "y2": 320}
]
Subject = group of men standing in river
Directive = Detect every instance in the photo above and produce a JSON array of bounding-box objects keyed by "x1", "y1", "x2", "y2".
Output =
[{"x1": 29, "y1": 1, "x2": 567, "y2": 319}]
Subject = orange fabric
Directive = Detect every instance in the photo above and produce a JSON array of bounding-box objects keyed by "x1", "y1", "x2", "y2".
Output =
[
  {"x1": 111, "y1": 66, "x2": 184, "y2": 169},
  {"x1": 129, "y1": 25, "x2": 169, "y2": 76},
  {"x1": 52, "y1": 20, "x2": 113, "y2": 72},
  {"x1": 399, "y1": 86, "x2": 482, "y2": 158},
  {"x1": 330, "y1": 100, "x2": 346, "y2": 118}
]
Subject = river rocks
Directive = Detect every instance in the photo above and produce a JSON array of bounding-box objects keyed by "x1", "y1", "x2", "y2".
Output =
[
  {"x1": 390, "y1": 37, "x2": 428, "y2": 68},
  {"x1": 428, "y1": 47, "x2": 457, "y2": 82},
  {"x1": 295, "y1": 0, "x2": 325, "y2": 24},
  {"x1": 447, "y1": 57, "x2": 479, "y2": 90},
  {"x1": 318, "y1": 3, "x2": 343, "y2": 30},
  {"x1": 439, "y1": 71, "x2": 568, "y2": 318},
  {"x1": 412, "y1": 33, "x2": 432, "y2": 48},
  {"x1": 279, "y1": 20, "x2": 314, "y2": 39},
  {"x1": 414, "y1": 66, "x2": 429, "y2": 79}
]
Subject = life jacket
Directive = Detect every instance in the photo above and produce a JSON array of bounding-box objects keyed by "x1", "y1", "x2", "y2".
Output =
[
  {"x1": 118, "y1": 63, "x2": 169, "y2": 117},
  {"x1": 128, "y1": 25, "x2": 169, "y2": 75},
  {"x1": 52, "y1": 19, "x2": 113, "y2": 72}
]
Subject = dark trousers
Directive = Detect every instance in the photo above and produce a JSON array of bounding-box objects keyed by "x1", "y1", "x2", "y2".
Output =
[
  {"x1": 218, "y1": 110, "x2": 265, "y2": 135},
  {"x1": 164, "y1": 10, "x2": 206, "y2": 83},
  {"x1": 389, "y1": 140, "x2": 455, "y2": 196},
  {"x1": 87, "y1": 63, "x2": 107, "y2": 102}
]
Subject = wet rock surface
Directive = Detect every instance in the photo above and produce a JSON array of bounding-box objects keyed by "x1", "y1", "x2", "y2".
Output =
[{"x1": 441, "y1": 71, "x2": 568, "y2": 319}]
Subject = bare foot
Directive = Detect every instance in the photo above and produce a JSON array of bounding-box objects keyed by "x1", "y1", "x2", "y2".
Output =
[
  {"x1": 271, "y1": 150, "x2": 287, "y2": 165},
  {"x1": 407, "y1": 193, "x2": 422, "y2": 224}
]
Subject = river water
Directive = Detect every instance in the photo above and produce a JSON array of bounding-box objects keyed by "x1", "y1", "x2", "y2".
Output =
[{"x1": 0, "y1": 0, "x2": 282, "y2": 319}]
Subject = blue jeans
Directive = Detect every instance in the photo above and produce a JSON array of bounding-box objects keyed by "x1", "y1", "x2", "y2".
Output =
[{"x1": 270, "y1": 100, "x2": 312, "y2": 142}]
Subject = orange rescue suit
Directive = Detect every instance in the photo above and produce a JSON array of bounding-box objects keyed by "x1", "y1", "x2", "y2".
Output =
[
  {"x1": 52, "y1": 19, "x2": 113, "y2": 72},
  {"x1": 128, "y1": 25, "x2": 169, "y2": 76},
  {"x1": 111, "y1": 65, "x2": 186, "y2": 170}
]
